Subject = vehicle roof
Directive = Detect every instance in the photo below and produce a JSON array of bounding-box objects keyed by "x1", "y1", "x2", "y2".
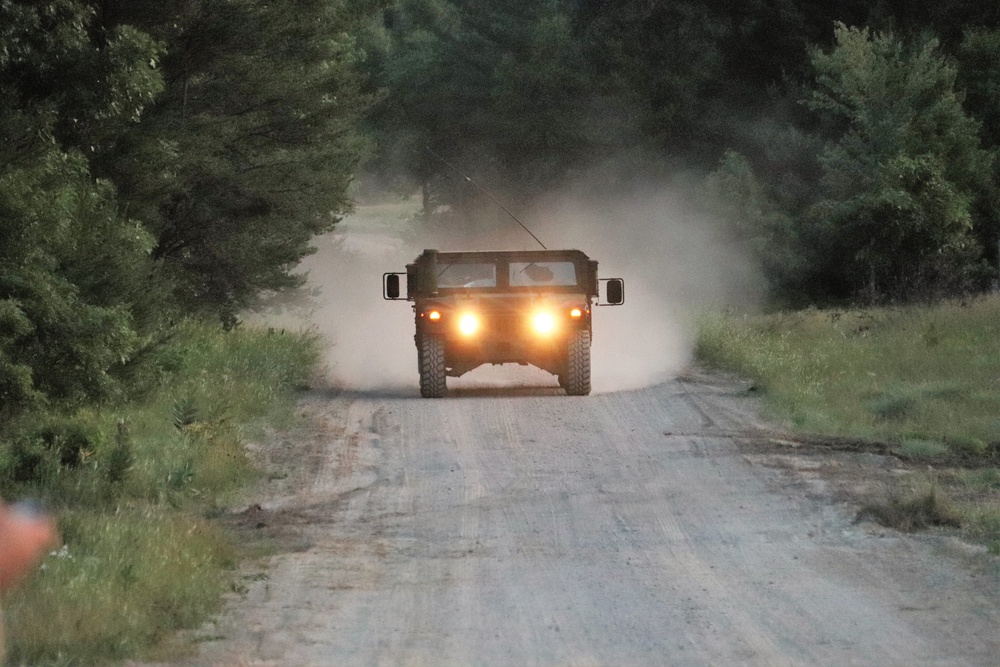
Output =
[{"x1": 412, "y1": 249, "x2": 591, "y2": 264}]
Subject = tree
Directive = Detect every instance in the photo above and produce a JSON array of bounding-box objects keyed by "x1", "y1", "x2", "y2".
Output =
[
  {"x1": 957, "y1": 29, "x2": 1000, "y2": 145},
  {"x1": 0, "y1": 0, "x2": 164, "y2": 416},
  {"x1": 801, "y1": 24, "x2": 992, "y2": 300},
  {"x1": 0, "y1": 153, "x2": 156, "y2": 414},
  {"x1": 367, "y1": 0, "x2": 596, "y2": 212},
  {"x1": 95, "y1": 0, "x2": 382, "y2": 323},
  {"x1": 565, "y1": 0, "x2": 730, "y2": 167},
  {"x1": 954, "y1": 28, "x2": 1000, "y2": 268}
]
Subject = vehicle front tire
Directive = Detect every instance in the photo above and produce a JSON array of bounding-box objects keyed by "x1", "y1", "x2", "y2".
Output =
[
  {"x1": 418, "y1": 335, "x2": 447, "y2": 398},
  {"x1": 564, "y1": 329, "x2": 591, "y2": 396}
]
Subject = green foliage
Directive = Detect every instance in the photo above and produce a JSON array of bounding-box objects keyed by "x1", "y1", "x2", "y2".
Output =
[
  {"x1": 172, "y1": 395, "x2": 200, "y2": 431},
  {"x1": 489, "y1": 10, "x2": 592, "y2": 189},
  {"x1": 699, "y1": 302, "x2": 1000, "y2": 546},
  {"x1": 957, "y1": 29, "x2": 1000, "y2": 143},
  {"x1": 95, "y1": 0, "x2": 381, "y2": 323},
  {"x1": 1, "y1": 0, "x2": 378, "y2": 417},
  {"x1": 2, "y1": 0, "x2": 381, "y2": 349},
  {"x1": 0, "y1": 0, "x2": 165, "y2": 150},
  {"x1": 696, "y1": 297, "x2": 1000, "y2": 450},
  {"x1": 1, "y1": 322, "x2": 320, "y2": 662},
  {"x1": 0, "y1": 0, "x2": 169, "y2": 419},
  {"x1": 0, "y1": 149, "x2": 156, "y2": 415},
  {"x1": 575, "y1": 0, "x2": 729, "y2": 162},
  {"x1": 956, "y1": 28, "x2": 1000, "y2": 262},
  {"x1": 0, "y1": 1, "x2": 374, "y2": 661},
  {"x1": 371, "y1": 3, "x2": 1000, "y2": 306},
  {"x1": 953, "y1": 468, "x2": 1000, "y2": 490},
  {"x1": 369, "y1": 0, "x2": 595, "y2": 206},
  {"x1": 704, "y1": 23, "x2": 1000, "y2": 304},
  {"x1": 1, "y1": 321, "x2": 319, "y2": 505},
  {"x1": 801, "y1": 24, "x2": 993, "y2": 300},
  {"x1": 894, "y1": 438, "x2": 950, "y2": 460}
]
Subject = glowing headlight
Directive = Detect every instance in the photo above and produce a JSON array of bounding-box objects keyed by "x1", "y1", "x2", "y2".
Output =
[
  {"x1": 570, "y1": 308, "x2": 582, "y2": 318},
  {"x1": 458, "y1": 313, "x2": 479, "y2": 336},
  {"x1": 428, "y1": 310, "x2": 441, "y2": 321},
  {"x1": 533, "y1": 312, "x2": 556, "y2": 334}
]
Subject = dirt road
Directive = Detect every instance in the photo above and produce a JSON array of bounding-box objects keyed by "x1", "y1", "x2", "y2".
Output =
[{"x1": 168, "y1": 371, "x2": 999, "y2": 666}]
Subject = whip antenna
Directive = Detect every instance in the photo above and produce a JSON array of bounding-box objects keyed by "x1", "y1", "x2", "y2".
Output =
[{"x1": 424, "y1": 146, "x2": 547, "y2": 249}]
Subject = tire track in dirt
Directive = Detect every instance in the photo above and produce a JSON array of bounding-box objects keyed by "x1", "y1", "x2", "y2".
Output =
[{"x1": 144, "y1": 374, "x2": 1000, "y2": 667}]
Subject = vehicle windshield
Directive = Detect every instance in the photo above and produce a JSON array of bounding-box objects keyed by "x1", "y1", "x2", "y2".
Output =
[
  {"x1": 436, "y1": 262, "x2": 497, "y2": 288},
  {"x1": 509, "y1": 261, "x2": 577, "y2": 287}
]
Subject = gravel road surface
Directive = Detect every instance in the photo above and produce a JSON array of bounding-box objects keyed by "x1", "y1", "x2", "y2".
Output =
[{"x1": 154, "y1": 370, "x2": 1000, "y2": 667}]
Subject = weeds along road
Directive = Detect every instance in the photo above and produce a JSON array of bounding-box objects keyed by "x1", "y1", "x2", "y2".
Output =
[{"x1": 180, "y1": 372, "x2": 1000, "y2": 667}]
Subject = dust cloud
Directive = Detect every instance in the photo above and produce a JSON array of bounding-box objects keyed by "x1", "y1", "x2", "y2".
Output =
[
  {"x1": 256, "y1": 181, "x2": 760, "y2": 394},
  {"x1": 526, "y1": 184, "x2": 761, "y2": 391}
]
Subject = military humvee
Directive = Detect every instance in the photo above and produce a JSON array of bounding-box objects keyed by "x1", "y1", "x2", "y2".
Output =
[{"x1": 383, "y1": 249, "x2": 624, "y2": 397}]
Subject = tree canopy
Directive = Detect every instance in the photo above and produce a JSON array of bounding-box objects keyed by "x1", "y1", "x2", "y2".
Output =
[{"x1": 800, "y1": 24, "x2": 992, "y2": 300}]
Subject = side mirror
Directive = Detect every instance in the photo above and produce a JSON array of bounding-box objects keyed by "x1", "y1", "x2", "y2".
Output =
[
  {"x1": 384, "y1": 273, "x2": 403, "y2": 300},
  {"x1": 607, "y1": 278, "x2": 624, "y2": 305},
  {"x1": 599, "y1": 278, "x2": 624, "y2": 306}
]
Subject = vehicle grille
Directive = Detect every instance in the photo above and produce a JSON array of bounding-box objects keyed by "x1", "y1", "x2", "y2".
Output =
[{"x1": 486, "y1": 313, "x2": 522, "y2": 336}]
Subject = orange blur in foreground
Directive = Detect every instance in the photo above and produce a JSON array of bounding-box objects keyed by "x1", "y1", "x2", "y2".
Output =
[{"x1": 0, "y1": 504, "x2": 59, "y2": 590}]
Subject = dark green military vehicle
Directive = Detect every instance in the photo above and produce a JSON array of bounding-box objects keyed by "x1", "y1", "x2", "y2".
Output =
[{"x1": 383, "y1": 249, "x2": 624, "y2": 397}]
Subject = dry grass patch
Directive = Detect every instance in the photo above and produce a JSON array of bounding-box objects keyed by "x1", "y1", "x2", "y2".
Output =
[{"x1": 860, "y1": 485, "x2": 962, "y2": 532}]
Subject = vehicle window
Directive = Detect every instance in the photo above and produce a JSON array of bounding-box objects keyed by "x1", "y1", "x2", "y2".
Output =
[
  {"x1": 509, "y1": 261, "x2": 577, "y2": 287},
  {"x1": 436, "y1": 262, "x2": 497, "y2": 288}
]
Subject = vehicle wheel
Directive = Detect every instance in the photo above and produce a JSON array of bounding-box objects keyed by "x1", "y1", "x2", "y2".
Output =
[
  {"x1": 564, "y1": 329, "x2": 591, "y2": 396},
  {"x1": 418, "y1": 335, "x2": 447, "y2": 398}
]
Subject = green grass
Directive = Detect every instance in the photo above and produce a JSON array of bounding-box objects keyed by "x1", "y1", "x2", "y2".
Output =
[
  {"x1": 696, "y1": 296, "x2": 1000, "y2": 547},
  {"x1": 1, "y1": 320, "x2": 320, "y2": 664},
  {"x1": 894, "y1": 438, "x2": 951, "y2": 460},
  {"x1": 696, "y1": 297, "x2": 1000, "y2": 447},
  {"x1": 5, "y1": 510, "x2": 234, "y2": 664}
]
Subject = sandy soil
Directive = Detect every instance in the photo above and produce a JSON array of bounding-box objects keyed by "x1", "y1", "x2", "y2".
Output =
[{"x1": 138, "y1": 369, "x2": 1000, "y2": 667}]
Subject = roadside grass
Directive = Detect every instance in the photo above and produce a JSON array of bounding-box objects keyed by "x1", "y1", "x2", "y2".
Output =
[
  {"x1": 696, "y1": 295, "x2": 1000, "y2": 547},
  {"x1": 5, "y1": 510, "x2": 235, "y2": 664},
  {"x1": 858, "y1": 484, "x2": 962, "y2": 532},
  {"x1": 1, "y1": 320, "x2": 319, "y2": 665}
]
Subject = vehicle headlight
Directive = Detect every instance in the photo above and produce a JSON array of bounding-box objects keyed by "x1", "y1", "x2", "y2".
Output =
[
  {"x1": 533, "y1": 312, "x2": 556, "y2": 335},
  {"x1": 458, "y1": 313, "x2": 479, "y2": 336}
]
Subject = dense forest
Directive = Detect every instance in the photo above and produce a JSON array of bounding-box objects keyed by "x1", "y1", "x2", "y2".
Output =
[
  {"x1": 4, "y1": 0, "x2": 1000, "y2": 421},
  {"x1": 363, "y1": 0, "x2": 1000, "y2": 305}
]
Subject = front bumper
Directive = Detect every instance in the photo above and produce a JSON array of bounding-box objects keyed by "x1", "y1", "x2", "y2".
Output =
[{"x1": 414, "y1": 298, "x2": 590, "y2": 376}]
